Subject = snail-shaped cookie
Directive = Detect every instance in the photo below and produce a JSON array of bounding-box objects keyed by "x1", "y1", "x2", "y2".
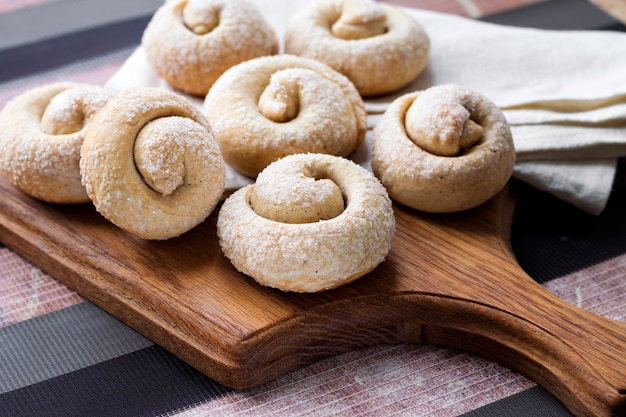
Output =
[
  {"x1": 284, "y1": 0, "x2": 430, "y2": 96},
  {"x1": 217, "y1": 153, "x2": 395, "y2": 293},
  {"x1": 371, "y1": 84, "x2": 516, "y2": 213},
  {"x1": 0, "y1": 82, "x2": 111, "y2": 203},
  {"x1": 141, "y1": 0, "x2": 279, "y2": 96},
  {"x1": 204, "y1": 54, "x2": 367, "y2": 178},
  {"x1": 80, "y1": 88, "x2": 226, "y2": 240}
]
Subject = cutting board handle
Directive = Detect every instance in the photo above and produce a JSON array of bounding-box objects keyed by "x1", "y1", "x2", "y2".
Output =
[
  {"x1": 389, "y1": 186, "x2": 626, "y2": 417},
  {"x1": 399, "y1": 290, "x2": 626, "y2": 417}
]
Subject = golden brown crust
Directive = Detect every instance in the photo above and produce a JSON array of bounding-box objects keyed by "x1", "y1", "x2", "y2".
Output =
[
  {"x1": 284, "y1": 0, "x2": 430, "y2": 96},
  {"x1": 203, "y1": 54, "x2": 367, "y2": 178},
  {"x1": 0, "y1": 82, "x2": 111, "y2": 204},
  {"x1": 80, "y1": 87, "x2": 226, "y2": 240},
  {"x1": 141, "y1": 0, "x2": 279, "y2": 97},
  {"x1": 217, "y1": 153, "x2": 395, "y2": 293},
  {"x1": 371, "y1": 84, "x2": 516, "y2": 213}
]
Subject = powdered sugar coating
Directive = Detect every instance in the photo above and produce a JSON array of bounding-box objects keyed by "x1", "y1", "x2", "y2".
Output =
[
  {"x1": 134, "y1": 117, "x2": 189, "y2": 196},
  {"x1": 141, "y1": 0, "x2": 278, "y2": 97},
  {"x1": 284, "y1": 0, "x2": 429, "y2": 96},
  {"x1": 204, "y1": 55, "x2": 367, "y2": 178},
  {"x1": 405, "y1": 86, "x2": 485, "y2": 157},
  {"x1": 0, "y1": 82, "x2": 111, "y2": 203},
  {"x1": 331, "y1": 0, "x2": 386, "y2": 40},
  {"x1": 250, "y1": 153, "x2": 345, "y2": 223},
  {"x1": 80, "y1": 87, "x2": 226, "y2": 240},
  {"x1": 371, "y1": 84, "x2": 516, "y2": 213},
  {"x1": 217, "y1": 153, "x2": 395, "y2": 293}
]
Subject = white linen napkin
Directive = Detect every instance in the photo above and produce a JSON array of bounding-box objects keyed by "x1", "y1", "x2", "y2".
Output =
[{"x1": 105, "y1": 0, "x2": 626, "y2": 214}]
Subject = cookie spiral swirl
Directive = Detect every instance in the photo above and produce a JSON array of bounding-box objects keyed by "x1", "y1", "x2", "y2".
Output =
[
  {"x1": 371, "y1": 84, "x2": 516, "y2": 213},
  {"x1": 204, "y1": 54, "x2": 367, "y2": 178},
  {"x1": 217, "y1": 153, "x2": 395, "y2": 293},
  {"x1": 284, "y1": 0, "x2": 430, "y2": 96},
  {"x1": 80, "y1": 87, "x2": 226, "y2": 240},
  {"x1": 141, "y1": 0, "x2": 279, "y2": 96},
  {"x1": 0, "y1": 82, "x2": 110, "y2": 203}
]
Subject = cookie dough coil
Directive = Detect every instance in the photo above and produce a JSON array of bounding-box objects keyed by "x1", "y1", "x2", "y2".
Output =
[
  {"x1": 141, "y1": 0, "x2": 279, "y2": 96},
  {"x1": 80, "y1": 87, "x2": 226, "y2": 240},
  {"x1": 371, "y1": 84, "x2": 516, "y2": 213},
  {"x1": 0, "y1": 82, "x2": 111, "y2": 203},
  {"x1": 217, "y1": 153, "x2": 395, "y2": 293},
  {"x1": 204, "y1": 54, "x2": 367, "y2": 178},
  {"x1": 284, "y1": 0, "x2": 430, "y2": 96}
]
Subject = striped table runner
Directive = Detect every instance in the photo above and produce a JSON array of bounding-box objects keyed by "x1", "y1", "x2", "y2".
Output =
[{"x1": 1, "y1": 1, "x2": 624, "y2": 416}]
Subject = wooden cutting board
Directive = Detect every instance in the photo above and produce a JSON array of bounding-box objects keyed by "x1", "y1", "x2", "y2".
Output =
[{"x1": 0, "y1": 174, "x2": 624, "y2": 417}]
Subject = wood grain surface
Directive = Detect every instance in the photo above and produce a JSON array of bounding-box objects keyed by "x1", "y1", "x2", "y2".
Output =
[{"x1": 0, "y1": 174, "x2": 625, "y2": 417}]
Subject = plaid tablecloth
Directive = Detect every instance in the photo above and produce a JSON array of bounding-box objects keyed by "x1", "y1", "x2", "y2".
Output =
[{"x1": 0, "y1": 1, "x2": 625, "y2": 416}]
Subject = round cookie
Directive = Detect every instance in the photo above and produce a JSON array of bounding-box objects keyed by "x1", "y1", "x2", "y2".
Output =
[
  {"x1": 80, "y1": 87, "x2": 226, "y2": 240},
  {"x1": 217, "y1": 153, "x2": 396, "y2": 293},
  {"x1": 204, "y1": 54, "x2": 367, "y2": 178},
  {"x1": 371, "y1": 84, "x2": 516, "y2": 213},
  {"x1": 284, "y1": 0, "x2": 430, "y2": 96},
  {"x1": 0, "y1": 82, "x2": 111, "y2": 203},
  {"x1": 142, "y1": 0, "x2": 279, "y2": 96}
]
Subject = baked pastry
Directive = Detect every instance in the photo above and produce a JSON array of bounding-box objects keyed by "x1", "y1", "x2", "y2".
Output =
[
  {"x1": 141, "y1": 0, "x2": 279, "y2": 96},
  {"x1": 217, "y1": 153, "x2": 395, "y2": 292},
  {"x1": 284, "y1": 0, "x2": 430, "y2": 96},
  {"x1": 204, "y1": 54, "x2": 367, "y2": 178},
  {"x1": 0, "y1": 82, "x2": 110, "y2": 203},
  {"x1": 80, "y1": 87, "x2": 226, "y2": 240},
  {"x1": 371, "y1": 84, "x2": 515, "y2": 213}
]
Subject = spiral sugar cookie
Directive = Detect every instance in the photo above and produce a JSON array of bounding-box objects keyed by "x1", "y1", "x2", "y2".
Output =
[
  {"x1": 217, "y1": 153, "x2": 395, "y2": 293},
  {"x1": 284, "y1": 0, "x2": 430, "y2": 96},
  {"x1": 80, "y1": 88, "x2": 226, "y2": 240},
  {"x1": 371, "y1": 84, "x2": 515, "y2": 213},
  {"x1": 204, "y1": 54, "x2": 367, "y2": 178},
  {"x1": 141, "y1": 0, "x2": 279, "y2": 96},
  {"x1": 0, "y1": 82, "x2": 111, "y2": 204}
]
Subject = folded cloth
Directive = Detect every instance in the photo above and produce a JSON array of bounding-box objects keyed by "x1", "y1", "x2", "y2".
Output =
[
  {"x1": 105, "y1": 1, "x2": 626, "y2": 214},
  {"x1": 514, "y1": 159, "x2": 617, "y2": 214},
  {"x1": 365, "y1": 8, "x2": 626, "y2": 215}
]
